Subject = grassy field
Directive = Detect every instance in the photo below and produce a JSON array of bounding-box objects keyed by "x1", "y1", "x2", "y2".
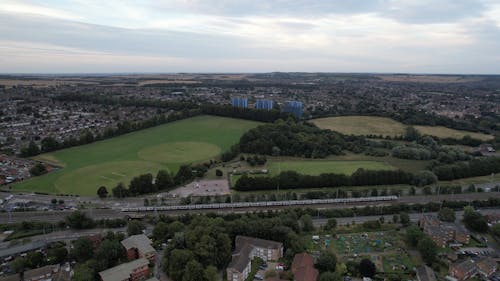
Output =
[
  {"x1": 311, "y1": 116, "x2": 406, "y2": 137},
  {"x1": 229, "y1": 158, "x2": 395, "y2": 187},
  {"x1": 311, "y1": 116, "x2": 493, "y2": 140},
  {"x1": 13, "y1": 116, "x2": 260, "y2": 195},
  {"x1": 266, "y1": 160, "x2": 394, "y2": 176},
  {"x1": 414, "y1": 125, "x2": 494, "y2": 141}
]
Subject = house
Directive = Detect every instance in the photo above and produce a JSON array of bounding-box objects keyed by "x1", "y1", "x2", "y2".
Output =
[
  {"x1": 98, "y1": 258, "x2": 150, "y2": 281},
  {"x1": 23, "y1": 265, "x2": 70, "y2": 281},
  {"x1": 121, "y1": 234, "x2": 156, "y2": 262},
  {"x1": 292, "y1": 253, "x2": 318, "y2": 281},
  {"x1": 227, "y1": 236, "x2": 283, "y2": 281},
  {"x1": 416, "y1": 265, "x2": 436, "y2": 281},
  {"x1": 449, "y1": 260, "x2": 476, "y2": 281},
  {"x1": 485, "y1": 213, "x2": 500, "y2": 225},
  {"x1": 476, "y1": 258, "x2": 497, "y2": 278}
]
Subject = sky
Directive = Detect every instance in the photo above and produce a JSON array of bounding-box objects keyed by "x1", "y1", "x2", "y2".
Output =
[{"x1": 1, "y1": 0, "x2": 500, "y2": 74}]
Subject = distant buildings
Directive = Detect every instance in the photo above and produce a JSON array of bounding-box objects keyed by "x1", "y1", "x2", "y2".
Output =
[
  {"x1": 283, "y1": 101, "x2": 303, "y2": 119},
  {"x1": 227, "y1": 236, "x2": 283, "y2": 281},
  {"x1": 255, "y1": 99, "x2": 274, "y2": 111},
  {"x1": 419, "y1": 215, "x2": 470, "y2": 247},
  {"x1": 231, "y1": 97, "x2": 248, "y2": 108}
]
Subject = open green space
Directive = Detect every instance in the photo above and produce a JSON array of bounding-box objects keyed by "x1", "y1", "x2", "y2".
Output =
[
  {"x1": 13, "y1": 116, "x2": 260, "y2": 195},
  {"x1": 311, "y1": 116, "x2": 406, "y2": 137},
  {"x1": 414, "y1": 125, "x2": 494, "y2": 141},
  {"x1": 229, "y1": 159, "x2": 395, "y2": 187},
  {"x1": 266, "y1": 160, "x2": 394, "y2": 176},
  {"x1": 311, "y1": 115, "x2": 493, "y2": 140}
]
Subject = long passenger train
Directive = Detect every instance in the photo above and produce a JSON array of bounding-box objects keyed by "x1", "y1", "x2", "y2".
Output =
[{"x1": 121, "y1": 195, "x2": 398, "y2": 212}]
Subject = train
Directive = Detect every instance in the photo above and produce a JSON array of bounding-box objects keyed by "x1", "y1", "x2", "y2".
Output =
[{"x1": 120, "y1": 195, "x2": 398, "y2": 212}]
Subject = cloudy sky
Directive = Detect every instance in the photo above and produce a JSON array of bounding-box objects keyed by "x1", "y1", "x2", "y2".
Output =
[{"x1": 1, "y1": 0, "x2": 500, "y2": 73}]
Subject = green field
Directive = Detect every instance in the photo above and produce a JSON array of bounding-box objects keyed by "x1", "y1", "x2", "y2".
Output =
[
  {"x1": 311, "y1": 115, "x2": 493, "y2": 140},
  {"x1": 311, "y1": 116, "x2": 406, "y2": 137},
  {"x1": 267, "y1": 160, "x2": 394, "y2": 176},
  {"x1": 14, "y1": 116, "x2": 260, "y2": 195},
  {"x1": 230, "y1": 159, "x2": 395, "y2": 187},
  {"x1": 414, "y1": 125, "x2": 494, "y2": 141}
]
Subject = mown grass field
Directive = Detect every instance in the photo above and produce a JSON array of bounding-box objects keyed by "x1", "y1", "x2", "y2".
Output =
[
  {"x1": 229, "y1": 159, "x2": 395, "y2": 187},
  {"x1": 414, "y1": 125, "x2": 494, "y2": 141},
  {"x1": 266, "y1": 160, "x2": 394, "y2": 176},
  {"x1": 311, "y1": 116, "x2": 406, "y2": 137},
  {"x1": 14, "y1": 116, "x2": 260, "y2": 195},
  {"x1": 311, "y1": 116, "x2": 493, "y2": 140}
]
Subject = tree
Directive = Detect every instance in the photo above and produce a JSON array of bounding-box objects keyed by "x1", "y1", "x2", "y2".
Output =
[
  {"x1": 153, "y1": 222, "x2": 169, "y2": 242},
  {"x1": 97, "y1": 186, "x2": 108, "y2": 198},
  {"x1": 25, "y1": 251, "x2": 44, "y2": 268},
  {"x1": 392, "y1": 214, "x2": 399, "y2": 224},
  {"x1": 127, "y1": 220, "x2": 145, "y2": 236},
  {"x1": 165, "y1": 249, "x2": 195, "y2": 281},
  {"x1": 316, "y1": 250, "x2": 337, "y2": 272},
  {"x1": 10, "y1": 257, "x2": 26, "y2": 273},
  {"x1": 174, "y1": 165, "x2": 193, "y2": 184},
  {"x1": 66, "y1": 211, "x2": 94, "y2": 229},
  {"x1": 20, "y1": 141, "x2": 40, "y2": 157},
  {"x1": 73, "y1": 263, "x2": 95, "y2": 281},
  {"x1": 359, "y1": 259, "x2": 376, "y2": 278},
  {"x1": 129, "y1": 173, "x2": 154, "y2": 195},
  {"x1": 47, "y1": 247, "x2": 68, "y2": 264},
  {"x1": 215, "y1": 169, "x2": 223, "y2": 177},
  {"x1": 71, "y1": 237, "x2": 94, "y2": 262},
  {"x1": 491, "y1": 224, "x2": 500, "y2": 238},
  {"x1": 156, "y1": 170, "x2": 174, "y2": 190},
  {"x1": 438, "y1": 207, "x2": 455, "y2": 222},
  {"x1": 324, "y1": 218, "x2": 337, "y2": 231},
  {"x1": 406, "y1": 225, "x2": 424, "y2": 247},
  {"x1": 404, "y1": 126, "x2": 421, "y2": 141},
  {"x1": 29, "y1": 163, "x2": 47, "y2": 176},
  {"x1": 112, "y1": 182, "x2": 128, "y2": 198},
  {"x1": 182, "y1": 260, "x2": 204, "y2": 281},
  {"x1": 95, "y1": 239, "x2": 125, "y2": 271},
  {"x1": 300, "y1": 214, "x2": 314, "y2": 232},
  {"x1": 318, "y1": 271, "x2": 342, "y2": 281},
  {"x1": 463, "y1": 206, "x2": 488, "y2": 232},
  {"x1": 413, "y1": 171, "x2": 438, "y2": 186},
  {"x1": 417, "y1": 236, "x2": 437, "y2": 264},
  {"x1": 400, "y1": 212, "x2": 410, "y2": 226},
  {"x1": 203, "y1": 265, "x2": 218, "y2": 281}
]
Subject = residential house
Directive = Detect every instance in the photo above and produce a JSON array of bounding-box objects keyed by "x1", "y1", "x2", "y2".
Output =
[
  {"x1": 99, "y1": 258, "x2": 150, "y2": 281},
  {"x1": 416, "y1": 265, "x2": 436, "y2": 281},
  {"x1": 292, "y1": 253, "x2": 318, "y2": 281},
  {"x1": 227, "y1": 236, "x2": 283, "y2": 281},
  {"x1": 476, "y1": 258, "x2": 497, "y2": 278},
  {"x1": 449, "y1": 260, "x2": 476, "y2": 281},
  {"x1": 121, "y1": 234, "x2": 156, "y2": 262},
  {"x1": 23, "y1": 265, "x2": 70, "y2": 281},
  {"x1": 419, "y1": 215, "x2": 470, "y2": 247}
]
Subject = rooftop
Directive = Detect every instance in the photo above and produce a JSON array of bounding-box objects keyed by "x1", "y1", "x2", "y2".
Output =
[
  {"x1": 99, "y1": 258, "x2": 149, "y2": 281},
  {"x1": 121, "y1": 234, "x2": 155, "y2": 254}
]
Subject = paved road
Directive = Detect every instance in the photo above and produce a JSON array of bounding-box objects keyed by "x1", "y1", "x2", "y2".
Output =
[
  {"x1": 0, "y1": 192, "x2": 498, "y2": 224},
  {"x1": 312, "y1": 209, "x2": 500, "y2": 227}
]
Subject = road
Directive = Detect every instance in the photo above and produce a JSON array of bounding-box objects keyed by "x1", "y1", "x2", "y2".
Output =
[
  {"x1": 312, "y1": 209, "x2": 500, "y2": 227},
  {"x1": 0, "y1": 192, "x2": 498, "y2": 224}
]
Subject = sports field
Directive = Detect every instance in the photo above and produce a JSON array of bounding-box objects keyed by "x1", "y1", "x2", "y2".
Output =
[
  {"x1": 414, "y1": 125, "x2": 493, "y2": 141},
  {"x1": 311, "y1": 115, "x2": 493, "y2": 140},
  {"x1": 13, "y1": 116, "x2": 260, "y2": 195},
  {"x1": 267, "y1": 160, "x2": 394, "y2": 176},
  {"x1": 311, "y1": 116, "x2": 406, "y2": 137}
]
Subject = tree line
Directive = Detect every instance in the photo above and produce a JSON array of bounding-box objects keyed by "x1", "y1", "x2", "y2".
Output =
[
  {"x1": 234, "y1": 169, "x2": 414, "y2": 191},
  {"x1": 432, "y1": 157, "x2": 500, "y2": 180},
  {"x1": 201, "y1": 104, "x2": 292, "y2": 123}
]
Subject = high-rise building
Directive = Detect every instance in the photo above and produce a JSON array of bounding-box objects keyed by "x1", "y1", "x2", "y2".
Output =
[
  {"x1": 255, "y1": 99, "x2": 274, "y2": 111},
  {"x1": 283, "y1": 100, "x2": 303, "y2": 118},
  {"x1": 231, "y1": 97, "x2": 248, "y2": 108}
]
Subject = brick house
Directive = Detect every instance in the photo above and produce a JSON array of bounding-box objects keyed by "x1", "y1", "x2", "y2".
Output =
[
  {"x1": 292, "y1": 253, "x2": 318, "y2": 281},
  {"x1": 99, "y1": 258, "x2": 150, "y2": 281},
  {"x1": 121, "y1": 234, "x2": 156, "y2": 263}
]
